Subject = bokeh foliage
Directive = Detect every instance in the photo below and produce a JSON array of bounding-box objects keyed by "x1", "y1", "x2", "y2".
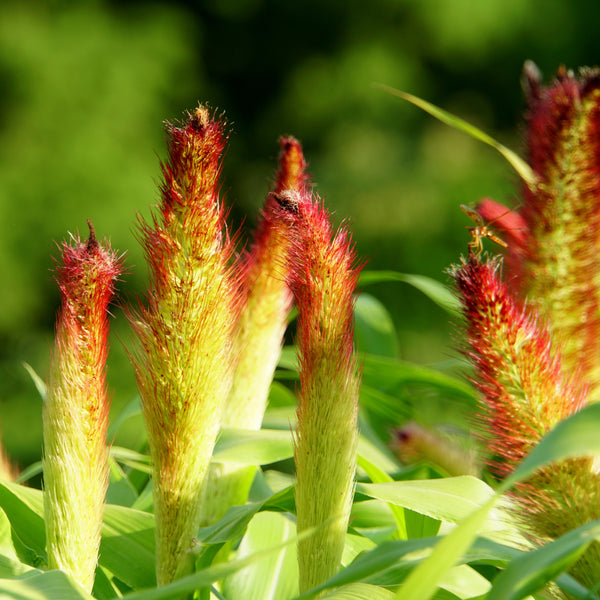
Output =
[{"x1": 2, "y1": 0, "x2": 600, "y2": 466}]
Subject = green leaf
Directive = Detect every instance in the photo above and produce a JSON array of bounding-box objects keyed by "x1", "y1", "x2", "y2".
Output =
[
  {"x1": 357, "y1": 455, "x2": 407, "y2": 539},
  {"x1": 375, "y1": 84, "x2": 538, "y2": 192},
  {"x1": 488, "y1": 520, "x2": 600, "y2": 600},
  {"x1": 0, "y1": 570, "x2": 93, "y2": 600},
  {"x1": 0, "y1": 481, "x2": 156, "y2": 589},
  {"x1": 0, "y1": 505, "x2": 34, "y2": 577},
  {"x1": 212, "y1": 428, "x2": 293, "y2": 465},
  {"x1": 222, "y1": 512, "x2": 298, "y2": 600},
  {"x1": 357, "y1": 478, "x2": 494, "y2": 526},
  {"x1": 359, "y1": 271, "x2": 459, "y2": 315},
  {"x1": 197, "y1": 503, "x2": 262, "y2": 545},
  {"x1": 267, "y1": 381, "x2": 297, "y2": 408},
  {"x1": 0, "y1": 482, "x2": 46, "y2": 561},
  {"x1": 14, "y1": 462, "x2": 43, "y2": 485},
  {"x1": 293, "y1": 537, "x2": 439, "y2": 599},
  {"x1": 109, "y1": 446, "x2": 152, "y2": 475},
  {"x1": 320, "y1": 582, "x2": 396, "y2": 599},
  {"x1": 361, "y1": 354, "x2": 476, "y2": 403},
  {"x1": 359, "y1": 385, "x2": 411, "y2": 421},
  {"x1": 108, "y1": 396, "x2": 143, "y2": 439},
  {"x1": 396, "y1": 496, "x2": 497, "y2": 600},
  {"x1": 501, "y1": 402, "x2": 600, "y2": 492},
  {"x1": 390, "y1": 403, "x2": 600, "y2": 600},
  {"x1": 100, "y1": 503, "x2": 156, "y2": 589},
  {"x1": 354, "y1": 293, "x2": 399, "y2": 358},
  {"x1": 278, "y1": 347, "x2": 299, "y2": 371},
  {"x1": 120, "y1": 525, "x2": 309, "y2": 600},
  {"x1": 357, "y1": 433, "x2": 399, "y2": 477},
  {"x1": 22, "y1": 362, "x2": 47, "y2": 402}
]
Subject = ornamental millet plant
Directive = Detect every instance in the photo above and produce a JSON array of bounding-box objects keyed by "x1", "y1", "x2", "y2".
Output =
[
  {"x1": 451, "y1": 65, "x2": 600, "y2": 589},
  {"x1": 128, "y1": 106, "x2": 239, "y2": 585},
  {"x1": 451, "y1": 254, "x2": 600, "y2": 589},
  {"x1": 475, "y1": 64, "x2": 600, "y2": 403},
  {"x1": 199, "y1": 136, "x2": 310, "y2": 526},
  {"x1": 281, "y1": 192, "x2": 362, "y2": 593},
  {"x1": 43, "y1": 222, "x2": 121, "y2": 593}
]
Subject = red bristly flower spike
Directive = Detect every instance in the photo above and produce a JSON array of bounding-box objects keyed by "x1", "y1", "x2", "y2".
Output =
[
  {"x1": 44, "y1": 221, "x2": 121, "y2": 593},
  {"x1": 451, "y1": 253, "x2": 600, "y2": 588}
]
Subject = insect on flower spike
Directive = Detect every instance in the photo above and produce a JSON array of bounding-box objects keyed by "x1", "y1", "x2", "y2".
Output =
[{"x1": 460, "y1": 203, "x2": 510, "y2": 256}]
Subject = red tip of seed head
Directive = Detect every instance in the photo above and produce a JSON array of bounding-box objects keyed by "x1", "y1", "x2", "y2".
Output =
[
  {"x1": 190, "y1": 105, "x2": 211, "y2": 131},
  {"x1": 86, "y1": 219, "x2": 99, "y2": 253},
  {"x1": 275, "y1": 136, "x2": 310, "y2": 194},
  {"x1": 522, "y1": 60, "x2": 542, "y2": 102}
]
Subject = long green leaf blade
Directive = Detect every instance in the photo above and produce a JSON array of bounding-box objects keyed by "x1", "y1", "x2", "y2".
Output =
[
  {"x1": 488, "y1": 520, "x2": 600, "y2": 600},
  {"x1": 396, "y1": 496, "x2": 497, "y2": 600},
  {"x1": 0, "y1": 570, "x2": 93, "y2": 600},
  {"x1": 501, "y1": 402, "x2": 600, "y2": 492},
  {"x1": 376, "y1": 84, "x2": 538, "y2": 192},
  {"x1": 357, "y1": 477, "x2": 494, "y2": 526},
  {"x1": 359, "y1": 271, "x2": 459, "y2": 315}
]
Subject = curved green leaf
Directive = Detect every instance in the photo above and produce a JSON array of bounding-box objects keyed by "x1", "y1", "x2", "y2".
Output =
[
  {"x1": 354, "y1": 293, "x2": 399, "y2": 358},
  {"x1": 375, "y1": 84, "x2": 538, "y2": 192},
  {"x1": 359, "y1": 271, "x2": 459, "y2": 315},
  {"x1": 320, "y1": 582, "x2": 395, "y2": 599},
  {"x1": 212, "y1": 428, "x2": 293, "y2": 466},
  {"x1": 357, "y1": 477, "x2": 494, "y2": 526},
  {"x1": 488, "y1": 520, "x2": 600, "y2": 600},
  {"x1": 396, "y1": 496, "x2": 497, "y2": 600},
  {"x1": 222, "y1": 512, "x2": 298, "y2": 600},
  {"x1": 0, "y1": 570, "x2": 93, "y2": 600},
  {"x1": 501, "y1": 402, "x2": 600, "y2": 492},
  {"x1": 361, "y1": 354, "x2": 476, "y2": 403}
]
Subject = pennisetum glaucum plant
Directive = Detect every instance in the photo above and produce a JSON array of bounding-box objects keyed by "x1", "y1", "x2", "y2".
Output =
[
  {"x1": 199, "y1": 136, "x2": 310, "y2": 526},
  {"x1": 276, "y1": 190, "x2": 363, "y2": 592},
  {"x1": 449, "y1": 64, "x2": 600, "y2": 590},
  {"x1": 43, "y1": 221, "x2": 121, "y2": 593},
  {"x1": 127, "y1": 106, "x2": 240, "y2": 586},
  {"x1": 22, "y1": 61, "x2": 600, "y2": 600}
]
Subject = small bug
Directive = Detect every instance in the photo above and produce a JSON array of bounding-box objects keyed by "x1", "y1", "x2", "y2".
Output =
[
  {"x1": 271, "y1": 191, "x2": 301, "y2": 216},
  {"x1": 460, "y1": 204, "x2": 509, "y2": 256}
]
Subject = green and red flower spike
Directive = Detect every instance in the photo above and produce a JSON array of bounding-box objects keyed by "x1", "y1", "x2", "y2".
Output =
[
  {"x1": 199, "y1": 137, "x2": 310, "y2": 526},
  {"x1": 128, "y1": 106, "x2": 240, "y2": 585},
  {"x1": 43, "y1": 222, "x2": 121, "y2": 592},
  {"x1": 451, "y1": 253, "x2": 600, "y2": 588},
  {"x1": 488, "y1": 65, "x2": 600, "y2": 402},
  {"x1": 284, "y1": 193, "x2": 362, "y2": 592}
]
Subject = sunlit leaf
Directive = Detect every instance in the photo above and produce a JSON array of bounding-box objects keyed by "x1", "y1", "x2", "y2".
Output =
[
  {"x1": 488, "y1": 520, "x2": 600, "y2": 600},
  {"x1": 501, "y1": 403, "x2": 600, "y2": 492},
  {"x1": 357, "y1": 477, "x2": 494, "y2": 526},
  {"x1": 375, "y1": 84, "x2": 538, "y2": 192},
  {"x1": 354, "y1": 293, "x2": 399, "y2": 358},
  {"x1": 320, "y1": 582, "x2": 396, "y2": 599},
  {"x1": 397, "y1": 496, "x2": 497, "y2": 600},
  {"x1": 212, "y1": 428, "x2": 293, "y2": 465},
  {"x1": 359, "y1": 271, "x2": 459, "y2": 315},
  {"x1": 0, "y1": 570, "x2": 93, "y2": 600},
  {"x1": 222, "y1": 512, "x2": 298, "y2": 600}
]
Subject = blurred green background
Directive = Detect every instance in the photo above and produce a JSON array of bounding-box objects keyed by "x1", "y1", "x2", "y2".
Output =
[{"x1": 2, "y1": 0, "x2": 599, "y2": 468}]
